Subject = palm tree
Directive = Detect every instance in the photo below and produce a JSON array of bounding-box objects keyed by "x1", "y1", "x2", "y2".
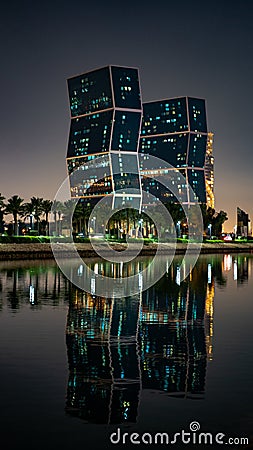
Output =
[
  {"x1": 200, "y1": 205, "x2": 228, "y2": 237},
  {"x1": 73, "y1": 203, "x2": 85, "y2": 235},
  {"x1": 30, "y1": 197, "x2": 43, "y2": 232},
  {"x1": 41, "y1": 200, "x2": 53, "y2": 236},
  {"x1": 82, "y1": 204, "x2": 93, "y2": 236},
  {"x1": 200, "y1": 204, "x2": 216, "y2": 232},
  {"x1": 0, "y1": 193, "x2": 5, "y2": 234},
  {"x1": 5, "y1": 195, "x2": 24, "y2": 235},
  {"x1": 51, "y1": 200, "x2": 63, "y2": 236},
  {"x1": 61, "y1": 200, "x2": 76, "y2": 235},
  {"x1": 21, "y1": 202, "x2": 35, "y2": 230},
  {"x1": 212, "y1": 210, "x2": 228, "y2": 237}
]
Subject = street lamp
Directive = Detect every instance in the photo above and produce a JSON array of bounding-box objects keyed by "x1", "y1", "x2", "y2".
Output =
[
  {"x1": 138, "y1": 218, "x2": 143, "y2": 237},
  {"x1": 177, "y1": 221, "x2": 181, "y2": 238},
  {"x1": 30, "y1": 212, "x2": 34, "y2": 230},
  {"x1": 208, "y1": 223, "x2": 212, "y2": 238}
]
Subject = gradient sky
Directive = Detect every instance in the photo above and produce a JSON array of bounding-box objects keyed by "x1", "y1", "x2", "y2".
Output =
[{"x1": 0, "y1": 0, "x2": 253, "y2": 231}]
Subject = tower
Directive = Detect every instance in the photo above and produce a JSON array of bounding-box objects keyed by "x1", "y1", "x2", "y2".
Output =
[
  {"x1": 66, "y1": 66, "x2": 142, "y2": 210},
  {"x1": 140, "y1": 97, "x2": 208, "y2": 205}
]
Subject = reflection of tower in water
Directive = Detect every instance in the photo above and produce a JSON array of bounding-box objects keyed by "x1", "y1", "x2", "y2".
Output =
[
  {"x1": 140, "y1": 260, "x2": 214, "y2": 398},
  {"x1": 65, "y1": 289, "x2": 141, "y2": 424},
  {"x1": 65, "y1": 259, "x2": 215, "y2": 423}
]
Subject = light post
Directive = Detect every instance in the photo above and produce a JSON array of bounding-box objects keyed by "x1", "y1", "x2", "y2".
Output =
[
  {"x1": 177, "y1": 221, "x2": 181, "y2": 238},
  {"x1": 138, "y1": 218, "x2": 143, "y2": 238},
  {"x1": 208, "y1": 223, "x2": 212, "y2": 238},
  {"x1": 59, "y1": 217, "x2": 63, "y2": 236},
  {"x1": 30, "y1": 213, "x2": 34, "y2": 231},
  {"x1": 89, "y1": 217, "x2": 96, "y2": 236}
]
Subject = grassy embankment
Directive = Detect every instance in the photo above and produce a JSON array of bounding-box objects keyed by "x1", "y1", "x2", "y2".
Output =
[{"x1": 0, "y1": 235, "x2": 253, "y2": 260}]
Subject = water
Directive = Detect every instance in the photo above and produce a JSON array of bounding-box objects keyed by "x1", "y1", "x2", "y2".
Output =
[{"x1": 0, "y1": 255, "x2": 252, "y2": 450}]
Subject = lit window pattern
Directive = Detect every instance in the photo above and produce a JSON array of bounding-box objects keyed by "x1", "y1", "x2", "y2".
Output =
[
  {"x1": 67, "y1": 111, "x2": 113, "y2": 158},
  {"x1": 111, "y1": 111, "x2": 141, "y2": 151},
  {"x1": 188, "y1": 169, "x2": 206, "y2": 203},
  {"x1": 68, "y1": 154, "x2": 112, "y2": 197},
  {"x1": 111, "y1": 153, "x2": 141, "y2": 193},
  {"x1": 188, "y1": 98, "x2": 207, "y2": 133},
  {"x1": 188, "y1": 134, "x2": 207, "y2": 167},
  {"x1": 140, "y1": 134, "x2": 188, "y2": 167},
  {"x1": 67, "y1": 154, "x2": 110, "y2": 174},
  {"x1": 111, "y1": 66, "x2": 141, "y2": 110},
  {"x1": 113, "y1": 196, "x2": 141, "y2": 210},
  {"x1": 70, "y1": 175, "x2": 112, "y2": 198},
  {"x1": 205, "y1": 132, "x2": 214, "y2": 209},
  {"x1": 68, "y1": 67, "x2": 112, "y2": 117},
  {"x1": 111, "y1": 152, "x2": 139, "y2": 174},
  {"x1": 113, "y1": 173, "x2": 140, "y2": 192},
  {"x1": 141, "y1": 99, "x2": 188, "y2": 135},
  {"x1": 141, "y1": 169, "x2": 188, "y2": 204}
]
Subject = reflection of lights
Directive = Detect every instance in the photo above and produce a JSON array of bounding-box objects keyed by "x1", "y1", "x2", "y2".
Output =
[
  {"x1": 123, "y1": 400, "x2": 130, "y2": 420},
  {"x1": 233, "y1": 261, "x2": 238, "y2": 281},
  {"x1": 94, "y1": 263, "x2": 98, "y2": 275},
  {"x1": 29, "y1": 285, "x2": 35, "y2": 304},
  {"x1": 176, "y1": 266, "x2": 180, "y2": 285},
  {"x1": 208, "y1": 263, "x2": 212, "y2": 284},
  {"x1": 182, "y1": 260, "x2": 186, "y2": 280},
  {"x1": 176, "y1": 220, "x2": 181, "y2": 237},
  {"x1": 77, "y1": 264, "x2": 83, "y2": 276},
  {"x1": 91, "y1": 277, "x2": 95, "y2": 295},
  {"x1": 224, "y1": 254, "x2": 232, "y2": 271},
  {"x1": 138, "y1": 272, "x2": 143, "y2": 290},
  {"x1": 205, "y1": 282, "x2": 214, "y2": 361}
]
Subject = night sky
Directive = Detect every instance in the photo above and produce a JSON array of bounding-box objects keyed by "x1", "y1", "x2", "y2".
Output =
[{"x1": 1, "y1": 0, "x2": 253, "y2": 231}]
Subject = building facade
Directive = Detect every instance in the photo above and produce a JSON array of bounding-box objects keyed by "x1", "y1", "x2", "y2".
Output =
[
  {"x1": 205, "y1": 132, "x2": 215, "y2": 209},
  {"x1": 140, "y1": 97, "x2": 208, "y2": 205},
  {"x1": 66, "y1": 65, "x2": 142, "y2": 209}
]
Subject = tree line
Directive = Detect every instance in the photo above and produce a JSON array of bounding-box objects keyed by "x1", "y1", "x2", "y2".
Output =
[
  {"x1": 0, "y1": 195, "x2": 97, "y2": 237},
  {"x1": 0, "y1": 193, "x2": 228, "y2": 238}
]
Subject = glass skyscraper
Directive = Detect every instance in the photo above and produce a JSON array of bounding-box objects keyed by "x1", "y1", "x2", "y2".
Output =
[
  {"x1": 66, "y1": 67, "x2": 212, "y2": 209},
  {"x1": 66, "y1": 65, "x2": 142, "y2": 209},
  {"x1": 140, "y1": 97, "x2": 208, "y2": 205}
]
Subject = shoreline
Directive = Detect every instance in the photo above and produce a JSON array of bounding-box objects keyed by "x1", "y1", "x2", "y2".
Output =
[{"x1": 0, "y1": 242, "x2": 253, "y2": 260}]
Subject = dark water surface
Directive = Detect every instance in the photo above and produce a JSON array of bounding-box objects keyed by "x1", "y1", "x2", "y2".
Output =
[{"x1": 0, "y1": 255, "x2": 252, "y2": 450}]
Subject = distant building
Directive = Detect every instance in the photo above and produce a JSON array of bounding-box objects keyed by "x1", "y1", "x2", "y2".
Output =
[
  {"x1": 237, "y1": 207, "x2": 249, "y2": 237},
  {"x1": 205, "y1": 132, "x2": 215, "y2": 209}
]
